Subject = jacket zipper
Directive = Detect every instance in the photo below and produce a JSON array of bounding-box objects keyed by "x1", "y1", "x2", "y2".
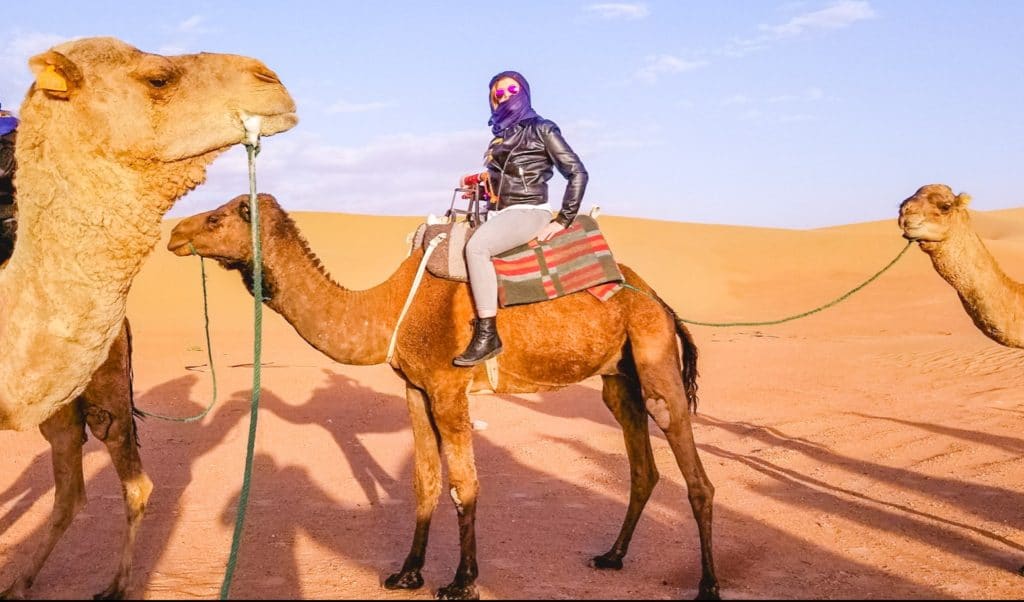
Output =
[{"x1": 496, "y1": 132, "x2": 526, "y2": 205}]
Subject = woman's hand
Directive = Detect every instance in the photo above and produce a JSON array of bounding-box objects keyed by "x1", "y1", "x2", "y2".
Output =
[{"x1": 536, "y1": 222, "x2": 565, "y2": 242}]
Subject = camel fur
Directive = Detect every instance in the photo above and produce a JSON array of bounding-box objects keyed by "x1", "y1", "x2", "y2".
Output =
[
  {"x1": 168, "y1": 194, "x2": 721, "y2": 600},
  {"x1": 0, "y1": 37, "x2": 297, "y2": 431}
]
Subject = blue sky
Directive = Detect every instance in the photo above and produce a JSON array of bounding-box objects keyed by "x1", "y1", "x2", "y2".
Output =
[{"x1": 2, "y1": 1, "x2": 1022, "y2": 228}]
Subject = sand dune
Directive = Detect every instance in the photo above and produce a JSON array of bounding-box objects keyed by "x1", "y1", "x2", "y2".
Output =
[{"x1": 2, "y1": 206, "x2": 1022, "y2": 599}]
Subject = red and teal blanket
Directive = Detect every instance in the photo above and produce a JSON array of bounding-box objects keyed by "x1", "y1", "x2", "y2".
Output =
[{"x1": 493, "y1": 215, "x2": 623, "y2": 307}]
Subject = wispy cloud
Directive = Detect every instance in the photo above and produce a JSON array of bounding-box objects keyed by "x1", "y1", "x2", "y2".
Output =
[
  {"x1": 325, "y1": 99, "x2": 398, "y2": 114},
  {"x1": 635, "y1": 54, "x2": 708, "y2": 83},
  {"x1": 725, "y1": 1, "x2": 877, "y2": 56},
  {"x1": 156, "y1": 15, "x2": 219, "y2": 55},
  {"x1": 174, "y1": 128, "x2": 489, "y2": 217},
  {"x1": 761, "y1": 0, "x2": 876, "y2": 37},
  {"x1": 585, "y1": 3, "x2": 650, "y2": 20},
  {"x1": 176, "y1": 15, "x2": 209, "y2": 34}
]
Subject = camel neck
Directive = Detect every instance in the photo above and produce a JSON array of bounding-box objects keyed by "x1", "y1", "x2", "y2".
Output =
[
  {"x1": 0, "y1": 159, "x2": 179, "y2": 429},
  {"x1": 254, "y1": 215, "x2": 412, "y2": 365},
  {"x1": 928, "y1": 227, "x2": 1024, "y2": 347}
]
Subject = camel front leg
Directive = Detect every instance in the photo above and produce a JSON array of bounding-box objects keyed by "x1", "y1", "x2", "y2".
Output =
[
  {"x1": 432, "y1": 389, "x2": 480, "y2": 601},
  {"x1": 81, "y1": 322, "x2": 153, "y2": 601},
  {"x1": 592, "y1": 374, "x2": 659, "y2": 570},
  {"x1": 384, "y1": 384, "x2": 442, "y2": 591},
  {"x1": 1, "y1": 402, "x2": 86, "y2": 600}
]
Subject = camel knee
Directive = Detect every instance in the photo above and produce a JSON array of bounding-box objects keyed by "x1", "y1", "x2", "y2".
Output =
[
  {"x1": 52, "y1": 492, "x2": 87, "y2": 532},
  {"x1": 687, "y1": 480, "x2": 715, "y2": 515},
  {"x1": 448, "y1": 480, "x2": 479, "y2": 517},
  {"x1": 124, "y1": 473, "x2": 153, "y2": 519},
  {"x1": 644, "y1": 397, "x2": 674, "y2": 431},
  {"x1": 85, "y1": 406, "x2": 116, "y2": 441}
]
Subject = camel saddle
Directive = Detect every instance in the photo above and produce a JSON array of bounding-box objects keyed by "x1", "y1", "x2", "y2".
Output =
[{"x1": 410, "y1": 214, "x2": 624, "y2": 307}]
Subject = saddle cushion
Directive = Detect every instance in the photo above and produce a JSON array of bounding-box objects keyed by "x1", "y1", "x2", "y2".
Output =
[
  {"x1": 411, "y1": 214, "x2": 624, "y2": 306},
  {"x1": 492, "y1": 215, "x2": 623, "y2": 307}
]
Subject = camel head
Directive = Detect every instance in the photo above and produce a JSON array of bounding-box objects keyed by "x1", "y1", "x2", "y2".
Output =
[
  {"x1": 168, "y1": 193, "x2": 278, "y2": 268},
  {"x1": 18, "y1": 37, "x2": 298, "y2": 203},
  {"x1": 898, "y1": 184, "x2": 973, "y2": 250}
]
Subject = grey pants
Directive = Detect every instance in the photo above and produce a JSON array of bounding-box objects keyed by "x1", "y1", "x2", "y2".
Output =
[{"x1": 466, "y1": 207, "x2": 552, "y2": 318}]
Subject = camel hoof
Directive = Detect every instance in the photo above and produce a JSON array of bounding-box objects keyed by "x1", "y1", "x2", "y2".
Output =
[
  {"x1": 383, "y1": 570, "x2": 424, "y2": 591},
  {"x1": 0, "y1": 583, "x2": 27, "y2": 600},
  {"x1": 436, "y1": 581, "x2": 480, "y2": 600},
  {"x1": 590, "y1": 552, "x2": 624, "y2": 571},
  {"x1": 93, "y1": 585, "x2": 126, "y2": 600},
  {"x1": 696, "y1": 580, "x2": 721, "y2": 600}
]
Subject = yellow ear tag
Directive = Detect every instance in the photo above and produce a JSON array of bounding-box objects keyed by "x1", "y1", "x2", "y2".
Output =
[{"x1": 37, "y1": 65, "x2": 68, "y2": 92}]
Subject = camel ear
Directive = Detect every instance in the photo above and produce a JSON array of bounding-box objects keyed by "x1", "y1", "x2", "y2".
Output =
[
  {"x1": 956, "y1": 193, "x2": 972, "y2": 208},
  {"x1": 29, "y1": 50, "x2": 83, "y2": 100}
]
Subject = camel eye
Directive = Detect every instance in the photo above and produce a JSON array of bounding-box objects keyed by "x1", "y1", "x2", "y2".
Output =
[
  {"x1": 938, "y1": 202, "x2": 953, "y2": 212},
  {"x1": 148, "y1": 78, "x2": 168, "y2": 88},
  {"x1": 206, "y1": 214, "x2": 221, "y2": 227}
]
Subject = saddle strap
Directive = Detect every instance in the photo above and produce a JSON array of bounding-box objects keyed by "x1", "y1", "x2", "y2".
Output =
[{"x1": 387, "y1": 233, "x2": 447, "y2": 364}]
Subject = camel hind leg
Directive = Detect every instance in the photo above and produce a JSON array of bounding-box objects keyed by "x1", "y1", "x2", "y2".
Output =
[
  {"x1": 629, "y1": 309, "x2": 719, "y2": 600},
  {"x1": 0, "y1": 402, "x2": 87, "y2": 600},
  {"x1": 81, "y1": 321, "x2": 153, "y2": 600},
  {"x1": 592, "y1": 372, "x2": 659, "y2": 570}
]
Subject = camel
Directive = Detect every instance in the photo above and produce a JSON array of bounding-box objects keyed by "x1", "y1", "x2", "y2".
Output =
[
  {"x1": 0, "y1": 37, "x2": 297, "y2": 432},
  {"x1": 898, "y1": 184, "x2": 1024, "y2": 348},
  {"x1": 899, "y1": 184, "x2": 1024, "y2": 577},
  {"x1": 168, "y1": 194, "x2": 721, "y2": 600},
  {"x1": 3, "y1": 173, "x2": 150, "y2": 602},
  {"x1": 0, "y1": 37, "x2": 295, "y2": 598}
]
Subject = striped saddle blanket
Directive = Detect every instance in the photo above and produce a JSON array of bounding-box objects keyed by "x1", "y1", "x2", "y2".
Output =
[{"x1": 412, "y1": 215, "x2": 624, "y2": 307}]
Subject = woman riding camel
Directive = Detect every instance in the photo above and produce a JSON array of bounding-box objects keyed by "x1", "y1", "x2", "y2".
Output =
[{"x1": 454, "y1": 71, "x2": 589, "y2": 367}]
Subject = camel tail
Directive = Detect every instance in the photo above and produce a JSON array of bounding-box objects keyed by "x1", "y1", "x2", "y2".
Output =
[
  {"x1": 643, "y1": 288, "x2": 701, "y2": 413},
  {"x1": 673, "y1": 314, "x2": 700, "y2": 414},
  {"x1": 124, "y1": 320, "x2": 143, "y2": 447}
]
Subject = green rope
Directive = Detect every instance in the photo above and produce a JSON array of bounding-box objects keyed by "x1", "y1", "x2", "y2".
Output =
[
  {"x1": 134, "y1": 244, "x2": 218, "y2": 423},
  {"x1": 220, "y1": 141, "x2": 264, "y2": 600},
  {"x1": 629, "y1": 240, "x2": 914, "y2": 328}
]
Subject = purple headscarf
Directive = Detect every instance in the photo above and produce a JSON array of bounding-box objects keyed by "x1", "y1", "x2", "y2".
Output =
[
  {"x1": 488, "y1": 71, "x2": 538, "y2": 135},
  {"x1": 0, "y1": 101, "x2": 17, "y2": 137}
]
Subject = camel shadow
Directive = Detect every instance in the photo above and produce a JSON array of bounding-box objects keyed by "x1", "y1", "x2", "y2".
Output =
[
  {"x1": 501, "y1": 383, "x2": 1024, "y2": 568},
  {"x1": 208, "y1": 376, "x2": 954, "y2": 600},
  {"x1": 0, "y1": 375, "x2": 250, "y2": 599},
  {"x1": 252, "y1": 370, "x2": 405, "y2": 505},
  {"x1": 698, "y1": 414, "x2": 1024, "y2": 545},
  {"x1": 847, "y1": 411, "x2": 1024, "y2": 456},
  {"x1": 2, "y1": 369, "x2": 994, "y2": 599}
]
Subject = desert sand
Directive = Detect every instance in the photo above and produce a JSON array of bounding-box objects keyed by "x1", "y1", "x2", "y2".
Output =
[{"x1": 1, "y1": 205, "x2": 1022, "y2": 599}]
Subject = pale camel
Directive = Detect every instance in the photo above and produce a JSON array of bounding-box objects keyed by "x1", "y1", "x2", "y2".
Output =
[
  {"x1": 0, "y1": 37, "x2": 295, "y2": 599},
  {"x1": 3, "y1": 187, "x2": 149, "y2": 602},
  {"x1": 168, "y1": 194, "x2": 721, "y2": 600},
  {"x1": 0, "y1": 36, "x2": 297, "y2": 431},
  {"x1": 899, "y1": 183, "x2": 1024, "y2": 577},
  {"x1": 899, "y1": 184, "x2": 1024, "y2": 348}
]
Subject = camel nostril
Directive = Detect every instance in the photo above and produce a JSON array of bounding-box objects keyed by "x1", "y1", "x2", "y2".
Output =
[{"x1": 253, "y1": 68, "x2": 281, "y2": 85}]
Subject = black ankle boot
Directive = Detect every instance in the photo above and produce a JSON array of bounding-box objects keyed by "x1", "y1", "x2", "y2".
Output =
[{"x1": 453, "y1": 317, "x2": 503, "y2": 367}]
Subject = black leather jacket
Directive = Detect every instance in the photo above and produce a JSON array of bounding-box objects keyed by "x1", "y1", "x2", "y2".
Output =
[{"x1": 485, "y1": 117, "x2": 588, "y2": 228}]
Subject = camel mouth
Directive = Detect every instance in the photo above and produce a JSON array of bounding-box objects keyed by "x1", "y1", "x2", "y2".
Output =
[{"x1": 167, "y1": 239, "x2": 194, "y2": 256}]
